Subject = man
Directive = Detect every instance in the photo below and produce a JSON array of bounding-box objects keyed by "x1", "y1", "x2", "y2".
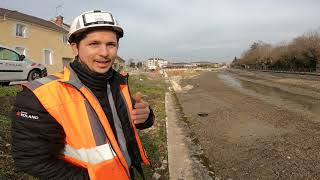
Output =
[{"x1": 11, "y1": 10, "x2": 154, "y2": 180}]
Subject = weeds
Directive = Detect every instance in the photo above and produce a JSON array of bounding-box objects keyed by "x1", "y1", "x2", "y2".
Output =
[
  {"x1": 129, "y1": 72, "x2": 169, "y2": 179},
  {"x1": 0, "y1": 85, "x2": 21, "y2": 97}
]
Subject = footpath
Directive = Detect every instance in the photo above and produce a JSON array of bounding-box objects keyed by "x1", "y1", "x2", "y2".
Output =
[{"x1": 166, "y1": 90, "x2": 195, "y2": 180}]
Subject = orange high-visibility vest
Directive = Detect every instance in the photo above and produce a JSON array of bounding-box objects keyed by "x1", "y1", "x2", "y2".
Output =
[{"x1": 23, "y1": 66, "x2": 150, "y2": 180}]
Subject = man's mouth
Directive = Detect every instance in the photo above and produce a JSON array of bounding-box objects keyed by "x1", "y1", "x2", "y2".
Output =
[
  {"x1": 96, "y1": 59, "x2": 111, "y2": 63},
  {"x1": 95, "y1": 59, "x2": 111, "y2": 68}
]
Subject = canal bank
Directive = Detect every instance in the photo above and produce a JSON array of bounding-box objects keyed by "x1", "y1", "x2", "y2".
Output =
[{"x1": 169, "y1": 69, "x2": 320, "y2": 179}]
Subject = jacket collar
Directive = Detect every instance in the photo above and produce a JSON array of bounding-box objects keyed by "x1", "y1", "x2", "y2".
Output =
[
  {"x1": 59, "y1": 63, "x2": 128, "y2": 89},
  {"x1": 59, "y1": 64, "x2": 85, "y2": 90}
]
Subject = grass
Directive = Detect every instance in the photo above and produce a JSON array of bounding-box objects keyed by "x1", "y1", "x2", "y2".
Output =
[
  {"x1": 129, "y1": 72, "x2": 169, "y2": 179},
  {"x1": 0, "y1": 85, "x2": 34, "y2": 180},
  {"x1": 0, "y1": 114, "x2": 35, "y2": 180},
  {"x1": 0, "y1": 85, "x2": 21, "y2": 97},
  {"x1": 0, "y1": 73, "x2": 169, "y2": 180}
]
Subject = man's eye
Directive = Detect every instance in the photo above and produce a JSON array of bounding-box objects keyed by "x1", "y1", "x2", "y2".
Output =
[
  {"x1": 89, "y1": 43, "x2": 99, "y2": 46},
  {"x1": 108, "y1": 44, "x2": 117, "y2": 47}
]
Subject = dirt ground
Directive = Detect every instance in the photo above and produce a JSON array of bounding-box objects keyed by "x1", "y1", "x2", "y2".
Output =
[{"x1": 173, "y1": 70, "x2": 320, "y2": 179}]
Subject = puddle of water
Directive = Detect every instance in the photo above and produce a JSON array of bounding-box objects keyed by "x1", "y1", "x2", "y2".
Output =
[{"x1": 218, "y1": 73, "x2": 320, "y2": 116}]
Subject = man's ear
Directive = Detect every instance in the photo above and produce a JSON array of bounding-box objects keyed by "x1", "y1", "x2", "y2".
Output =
[{"x1": 70, "y1": 43, "x2": 79, "y2": 56}]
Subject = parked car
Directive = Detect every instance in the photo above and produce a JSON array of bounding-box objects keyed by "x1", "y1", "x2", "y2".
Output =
[{"x1": 0, "y1": 45, "x2": 47, "y2": 86}]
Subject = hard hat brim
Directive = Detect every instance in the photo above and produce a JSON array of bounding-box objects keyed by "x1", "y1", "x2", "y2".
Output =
[{"x1": 68, "y1": 25, "x2": 124, "y2": 43}]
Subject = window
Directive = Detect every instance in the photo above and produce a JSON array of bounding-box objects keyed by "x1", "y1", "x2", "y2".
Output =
[
  {"x1": 44, "y1": 49, "x2": 53, "y2": 65},
  {"x1": 0, "y1": 47, "x2": 20, "y2": 61},
  {"x1": 16, "y1": 24, "x2": 27, "y2": 37},
  {"x1": 15, "y1": 47, "x2": 26, "y2": 56},
  {"x1": 62, "y1": 34, "x2": 69, "y2": 44}
]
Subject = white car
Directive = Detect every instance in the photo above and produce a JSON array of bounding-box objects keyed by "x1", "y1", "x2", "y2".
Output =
[{"x1": 0, "y1": 45, "x2": 47, "y2": 86}]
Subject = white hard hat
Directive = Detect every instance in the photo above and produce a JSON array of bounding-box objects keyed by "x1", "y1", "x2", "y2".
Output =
[{"x1": 68, "y1": 10, "x2": 124, "y2": 43}]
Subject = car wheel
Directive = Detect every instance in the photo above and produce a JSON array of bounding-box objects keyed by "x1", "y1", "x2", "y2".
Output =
[
  {"x1": 0, "y1": 82, "x2": 10, "y2": 86},
  {"x1": 28, "y1": 70, "x2": 41, "y2": 81}
]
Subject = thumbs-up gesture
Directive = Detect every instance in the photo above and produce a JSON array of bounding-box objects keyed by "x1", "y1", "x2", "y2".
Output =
[{"x1": 132, "y1": 92, "x2": 150, "y2": 124}]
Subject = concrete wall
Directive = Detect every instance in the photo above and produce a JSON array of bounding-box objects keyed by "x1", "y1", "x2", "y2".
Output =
[{"x1": 0, "y1": 17, "x2": 74, "y2": 74}]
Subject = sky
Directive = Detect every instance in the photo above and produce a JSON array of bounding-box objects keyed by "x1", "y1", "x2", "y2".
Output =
[{"x1": 2, "y1": 0, "x2": 320, "y2": 63}]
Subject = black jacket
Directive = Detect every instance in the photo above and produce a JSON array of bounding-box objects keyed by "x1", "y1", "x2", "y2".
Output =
[{"x1": 11, "y1": 64, "x2": 154, "y2": 180}]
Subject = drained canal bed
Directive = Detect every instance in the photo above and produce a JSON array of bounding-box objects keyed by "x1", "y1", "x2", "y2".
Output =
[
  {"x1": 174, "y1": 71, "x2": 320, "y2": 179},
  {"x1": 218, "y1": 73, "x2": 320, "y2": 117}
]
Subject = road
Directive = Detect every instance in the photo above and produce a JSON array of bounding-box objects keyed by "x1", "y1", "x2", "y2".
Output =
[{"x1": 173, "y1": 70, "x2": 320, "y2": 179}]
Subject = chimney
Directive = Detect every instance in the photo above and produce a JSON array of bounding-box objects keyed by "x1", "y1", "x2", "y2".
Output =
[{"x1": 54, "y1": 15, "x2": 64, "y2": 26}]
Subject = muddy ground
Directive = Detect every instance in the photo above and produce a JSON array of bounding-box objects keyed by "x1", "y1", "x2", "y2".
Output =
[{"x1": 174, "y1": 70, "x2": 320, "y2": 179}]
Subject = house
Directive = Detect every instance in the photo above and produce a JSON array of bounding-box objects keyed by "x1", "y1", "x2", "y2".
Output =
[{"x1": 0, "y1": 8, "x2": 73, "y2": 74}]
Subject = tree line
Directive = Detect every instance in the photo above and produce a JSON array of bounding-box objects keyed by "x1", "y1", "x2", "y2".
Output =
[{"x1": 231, "y1": 30, "x2": 320, "y2": 72}]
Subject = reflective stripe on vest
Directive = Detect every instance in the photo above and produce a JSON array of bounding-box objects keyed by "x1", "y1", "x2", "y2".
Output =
[
  {"x1": 22, "y1": 65, "x2": 149, "y2": 180},
  {"x1": 64, "y1": 144, "x2": 116, "y2": 164}
]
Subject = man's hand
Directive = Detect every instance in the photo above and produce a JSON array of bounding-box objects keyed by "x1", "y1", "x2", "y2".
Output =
[{"x1": 132, "y1": 92, "x2": 150, "y2": 124}]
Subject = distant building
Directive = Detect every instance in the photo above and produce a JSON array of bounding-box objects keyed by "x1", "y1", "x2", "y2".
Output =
[
  {"x1": 212, "y1": 63, "x2": 219, "y2": 68},
  {"x1": 146, "y1": 58, "x2": 157, "y2": 70},
  {"x1": 146, "y1": 57, "x2": 168, "y2": 70},
  {"x1": 191, "y1": 61, "x2": 219, "y2": 68},
  {"x1": 0, "y1": 8, "x2": 73, "y2": 74},
  {"x1": 157, "y1": 58, "x2": 168, "y2": 68},
  {"x1": 191, "y1": 61, "x2": 211, "y2": 66},
  {"x1": 113, "y1": 56, "x2": 125, "y2": 71},
  {"x1": 165, "y1": 62, "x2": 196, "y2": 69}
]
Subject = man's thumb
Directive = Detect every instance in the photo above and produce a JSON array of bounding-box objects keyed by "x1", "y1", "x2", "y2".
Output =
[{"x1": 135, "y1": 91, "x2": 142, "y2": 103}]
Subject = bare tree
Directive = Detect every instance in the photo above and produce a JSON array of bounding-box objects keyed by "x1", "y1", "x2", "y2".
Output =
[{"x1": 234, "y1": 29, "x2": 320, "y2": 72}]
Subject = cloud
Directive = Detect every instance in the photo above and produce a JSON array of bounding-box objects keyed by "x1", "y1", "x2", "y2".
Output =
[
  {"x1": 4, "y1": 0, "x2": 320, "y2": 62},
  {"x1": 176, "y1": 41, "x2": 242, "y2": 50}
]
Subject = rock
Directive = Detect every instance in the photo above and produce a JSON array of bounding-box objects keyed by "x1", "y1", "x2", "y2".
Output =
[
  {"x1": 159, "y1": 163, "x2": 166, "y2": 170},
  {"x1": 152, "y1": 172, "x2": 161, "y2": 179},
  {"x1": 162, "y1": 159, "x2": 168, "y2": 164},
  {"x1": 287, "y1": 156, "x2": 291, "y2": 159}
]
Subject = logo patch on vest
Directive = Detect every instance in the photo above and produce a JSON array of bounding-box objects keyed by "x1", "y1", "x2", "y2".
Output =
[{"x1": 16, "y1": 111, "x2": 39, "y2": 120}]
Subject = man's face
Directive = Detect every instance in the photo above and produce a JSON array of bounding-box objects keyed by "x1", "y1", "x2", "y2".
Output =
[{"x1": 71, "y1": 30, "x2": 118, "y2": 74}]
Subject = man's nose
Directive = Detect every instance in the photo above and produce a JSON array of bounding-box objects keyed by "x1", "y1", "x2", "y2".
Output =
[{"x1": 99, "y1": 45, "x2": 109, "y2": 57}]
